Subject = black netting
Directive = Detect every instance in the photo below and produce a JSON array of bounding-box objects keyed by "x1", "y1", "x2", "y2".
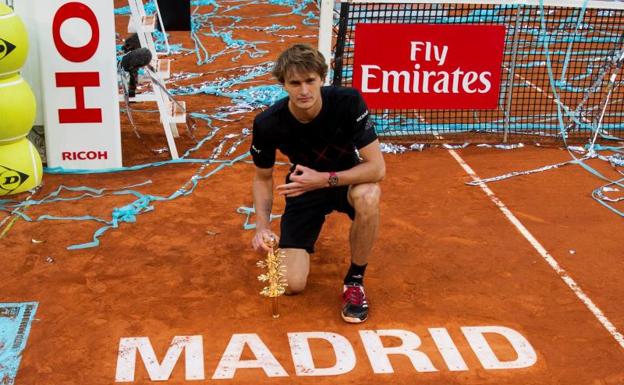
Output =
[{"x1": 333, "y1": 2, "x2": 624, "y2": 143}]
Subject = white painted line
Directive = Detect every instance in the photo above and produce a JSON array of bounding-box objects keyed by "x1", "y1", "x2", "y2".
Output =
[
  {"x1": 447, "y1": 148, "x2": 624, "y2": 350},
  {"x1": 502, "y1": 65, "x2": 572, "y2": 112}
]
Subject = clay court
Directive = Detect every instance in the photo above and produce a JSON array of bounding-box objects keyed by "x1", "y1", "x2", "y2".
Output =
[{"x1": 1, "y1": 0, "x2": 624, "y2": 384}]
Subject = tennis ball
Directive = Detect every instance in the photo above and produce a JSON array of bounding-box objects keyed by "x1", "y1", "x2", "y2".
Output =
[
  {"x1": 0, "y1": 74, "x2": 36, "y2": 144},
  {"x1": 0, "y1": 138, "x2": 42, "y2": 196},
  {"x1": 0, "y1": 3, "x2": 29, "y2": 78}
]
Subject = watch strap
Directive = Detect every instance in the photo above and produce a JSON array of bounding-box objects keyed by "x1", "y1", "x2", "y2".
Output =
[{"x1": 328, "y1": 171, "x2": 338, "y2": 187}]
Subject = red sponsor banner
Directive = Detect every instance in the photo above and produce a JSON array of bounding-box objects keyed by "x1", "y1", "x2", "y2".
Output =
[{"x1": 353, "y1": 24, "x2": 506, "y2": 109}]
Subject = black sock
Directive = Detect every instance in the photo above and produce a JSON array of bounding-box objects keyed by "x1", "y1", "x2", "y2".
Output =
[{"x1": 344, "y1": 262, "x2": 367, "y2": 285}]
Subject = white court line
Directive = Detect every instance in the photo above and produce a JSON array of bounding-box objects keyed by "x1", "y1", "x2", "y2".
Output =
[
  {"x1": 447, "y1": 148, "x2": 624, "y2": 350},
  {"x1": 502, "y1": 65, "x2": 572, "y2": 112}
]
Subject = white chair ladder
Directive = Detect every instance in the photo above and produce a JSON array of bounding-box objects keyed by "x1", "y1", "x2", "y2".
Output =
[{"x1": 124, "y1": 0, "x2": 184, "y2": 159}]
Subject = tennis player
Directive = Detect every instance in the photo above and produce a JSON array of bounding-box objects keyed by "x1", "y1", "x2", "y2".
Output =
[{"x1": 250, "y1": 44, "x2": 385, "y2": 323}]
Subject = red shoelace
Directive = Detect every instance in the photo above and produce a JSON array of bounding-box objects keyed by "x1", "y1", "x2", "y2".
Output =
[{"x1": 343, "y1": 285, "x2": 365, "y2": 306}]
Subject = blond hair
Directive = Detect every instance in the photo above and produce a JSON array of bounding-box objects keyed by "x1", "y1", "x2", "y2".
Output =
[{"x1": 272, "y1": 44, "x2": 328, "y2": 84}]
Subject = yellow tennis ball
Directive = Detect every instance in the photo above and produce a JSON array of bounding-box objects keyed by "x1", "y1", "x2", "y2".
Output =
[
  {"x1": 0, "y1": 74, "x2": 36, "y2": 144},
  {"x1": 0, "y1": 3, "x2": 29, "y2": 78},
  {"x1": 0, "y1": 138, "x2": 42, "y2": 196}
]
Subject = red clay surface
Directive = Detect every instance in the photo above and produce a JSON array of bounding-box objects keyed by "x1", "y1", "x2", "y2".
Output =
[{"x1": 1, "y1": 1, "x2": 624, "y2": 384}]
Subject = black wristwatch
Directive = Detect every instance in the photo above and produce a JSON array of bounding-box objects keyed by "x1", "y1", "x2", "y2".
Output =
[{"x1": 328, "y1": 171, "x2": 339, "y2": 187}]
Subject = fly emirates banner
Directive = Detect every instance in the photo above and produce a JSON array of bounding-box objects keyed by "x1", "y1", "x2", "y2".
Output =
[{"x1": 353, "y1": 24, "x2": 506, "y2": 109}]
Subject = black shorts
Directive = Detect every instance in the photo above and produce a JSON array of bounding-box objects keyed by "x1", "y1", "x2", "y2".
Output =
[{"x1": 279, "y1": 185, "x2": 355, "y2": 254}]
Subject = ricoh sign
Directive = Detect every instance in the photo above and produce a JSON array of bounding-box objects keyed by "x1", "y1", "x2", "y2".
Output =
[
  {"x1": 353, "y1": 24, "x2": 506, "y2": 109},
  {"x1": 36, "y1": 0, "x2": 122, "y2": 169}
]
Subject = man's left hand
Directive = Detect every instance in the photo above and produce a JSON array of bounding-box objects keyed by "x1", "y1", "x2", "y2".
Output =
[{"x1": 276, "y1": 164, "x2": 328, "y2": 197}]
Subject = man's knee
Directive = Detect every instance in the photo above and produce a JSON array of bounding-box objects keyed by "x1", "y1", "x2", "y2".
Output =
[
  {"x1": 285, "y1": 274, "x2": 307, "y2": 295},
  {"x1": 350, "y1": 183, "x2": 381, "y2": 213},
  {"x1": 281, "y1": 248, "x2": 310, "y2": 295}
]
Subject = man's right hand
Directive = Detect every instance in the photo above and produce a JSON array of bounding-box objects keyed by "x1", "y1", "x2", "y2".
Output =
[{"x1": 252, "y1": 229, "x2": 279, "y2": 253}]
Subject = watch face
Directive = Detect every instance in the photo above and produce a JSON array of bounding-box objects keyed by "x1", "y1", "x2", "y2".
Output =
[{"x1": 329, "y1": 175, "x2": 339, "y2": 187}]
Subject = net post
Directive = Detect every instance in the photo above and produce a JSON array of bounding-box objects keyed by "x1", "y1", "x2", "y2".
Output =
[
  {"x1": 332, "y1": 2, "x2": 350, "y2": 86},
  {"x1": 503, "y1": 4, "x2": 523, "y2": 143},
  {"x1": 318, "y1": 0, "x2": 336, "y2": 85}
]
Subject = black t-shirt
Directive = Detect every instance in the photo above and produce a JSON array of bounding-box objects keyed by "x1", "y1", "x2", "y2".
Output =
[{"x1": 250, "y1": 86, "x2": 377, "y2": 172}]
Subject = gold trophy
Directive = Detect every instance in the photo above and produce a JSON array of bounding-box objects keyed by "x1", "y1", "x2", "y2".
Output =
[{"x1": 257, "y1": 236, "x2": 287, "y2": 318}]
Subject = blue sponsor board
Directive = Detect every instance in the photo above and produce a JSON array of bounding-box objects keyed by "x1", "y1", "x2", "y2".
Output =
[{"x1": 0, "y1": 302, "x2": 37, "y2": 385}]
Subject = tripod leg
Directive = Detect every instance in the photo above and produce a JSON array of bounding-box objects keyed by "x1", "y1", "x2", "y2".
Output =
[{"x1": 128, "y1": 69, "x2": 138, "y2": 98}]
